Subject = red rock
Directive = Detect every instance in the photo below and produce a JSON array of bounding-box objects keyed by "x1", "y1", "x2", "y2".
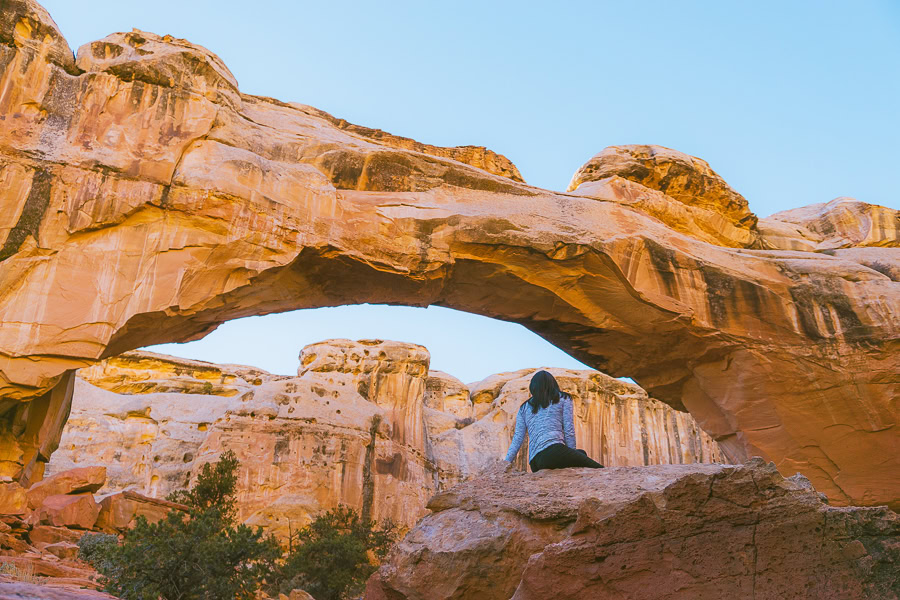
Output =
[
  {"x1": 37, "y1": 494, "x2": 100, "y2": 530},
  {"x1": 366, "y1": 460, "x2": 900, "y2": 600},
  {"x1": 0, "y1": 580, "x2": 116, "y2": 599},
  {"x1": 95, "y1": 490, "x2": 186, "y2": 533},
  {"x1": 0, "y1": 482, "x2": 28, "y2": 515},
  {"x1": 44, "y1": 541, "x2": 79, "y2": 560},
  {"x1": 25, "y1": 467, "x2": 106, "y2": 510},
  {"x1": 0, "y1": 532, "x2": 32, "y2": 553},
  {"x1": 28, "y1": 525, "x2": 83, "y2": 547}
]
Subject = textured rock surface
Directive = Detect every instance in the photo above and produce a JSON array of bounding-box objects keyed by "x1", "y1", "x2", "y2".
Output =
[
  {"x1": 25, "y1": 466, "x2": 105, "y2": 509},
  {"x1": 94, "y1": 491, "x2": 188, "y2": 533},
  {"x1": 0, "y1": 0, "x2": 897, "y2": 509},
  {"x1": 0, "y1": 580, "x2": 116, "y2": 600},
  {"x1": 365, "y1": 460, "x2": 900, "y2": 600},
  {"x1": 567, "y1": 144, "x2": 759, "y2": 247},
  {"x1": 35, "y1": 493, "x2": 100, "y2": 529},
  {"x1": 47, "y1": 342, "x2": 724, "y2": 537},
  {"x1": 0, "y1": 482, "x2": 27, "y2": 515},
  {"x1": 760, "y1": 197, "x2": 899, "y2": 251}
]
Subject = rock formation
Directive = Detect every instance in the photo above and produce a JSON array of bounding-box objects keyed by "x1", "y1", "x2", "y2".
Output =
[
  {"x1": 46, "y1": 340, "x2": 724, "y2": 537},
  {"x1": 365, "y1": 459, "x2": 900, "y2": 600},
  {"x1": 0, "y1": 463, "x2": 181, "y2": 595},
  {"x1": 0, "y1": 0, "x2": 897, "y2": 510}
]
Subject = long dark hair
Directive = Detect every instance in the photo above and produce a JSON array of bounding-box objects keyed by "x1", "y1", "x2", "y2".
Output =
[{"x1": 526, "y1": 370, "x2": 561, "y2": 414}]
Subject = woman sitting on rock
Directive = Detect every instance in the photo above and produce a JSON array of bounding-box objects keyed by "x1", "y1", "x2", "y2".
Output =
[{"x1": 503, "y1": 370, "x2": 604, "y2": 472}]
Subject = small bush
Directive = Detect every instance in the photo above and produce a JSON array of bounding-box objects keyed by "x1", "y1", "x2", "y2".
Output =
[
  {"x1": 77, "y1": 533, "x2": 119, "y2": 577},
  {"x1": 277, "y1": 505, "x2": 397, "y2": 600},
  {"x1": 81, "y1": 451, "x2": 280, "y2": 600}
]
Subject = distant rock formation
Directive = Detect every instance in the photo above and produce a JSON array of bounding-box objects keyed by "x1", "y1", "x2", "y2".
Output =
[
  {"x1": 365, "y1": 459, "x2": 900, "y2": 600},
  {"x1": 47, "y1": 340, "x2": 724, "y2": 536},
  {"x1": 0, "y1": 0, "x2": 897, "y2": 510}
]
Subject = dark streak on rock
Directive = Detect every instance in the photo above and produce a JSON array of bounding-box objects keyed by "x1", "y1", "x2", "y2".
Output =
[
  {"x1": 0, "y1": 168, "x2": 53, "y2": 262},
  {"x1": 644, "y1": 238, "x2": 678, "y2": 296},
  {"x1": 361, "y1": 414, "x2": 381, "y2": 523}
]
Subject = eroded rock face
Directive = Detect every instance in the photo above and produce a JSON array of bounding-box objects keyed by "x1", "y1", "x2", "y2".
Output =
[
  {"x1": 759, "y1": 197, "x2": 899, "y2": 251},
  {"x1": 47, "y1": 341, "x2": 724, "y2": 537},
  {"x1": 0, "y1": 0, "x2": 898, "y2": 509},
  {"x1": 365, "y1": 460, "x2": 900, "y2": 600}
]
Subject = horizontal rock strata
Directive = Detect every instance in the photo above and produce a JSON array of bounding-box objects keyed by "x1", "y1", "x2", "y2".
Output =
[
  {"x1": 45, "y1": 341, "x2": 723, "y2": 537},
  {"x1": 366, "y1": 459, "x2": 900, "y2": 600},
  {"x1": 0, "y1": 0, "x2": 897, "y2": 510}
]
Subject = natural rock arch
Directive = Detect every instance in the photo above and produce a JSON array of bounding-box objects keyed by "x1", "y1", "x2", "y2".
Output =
[{"x1": 0, "y1": 0, "x2": 897, "y2": 508}]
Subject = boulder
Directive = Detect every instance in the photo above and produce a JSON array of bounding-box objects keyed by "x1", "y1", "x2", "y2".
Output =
[
  {"x1": 28, "y1": 525, "x2": 83, "y2": 547},
  {"x1": 0, "y1": 532, "x2": 32, "y2": 553},
  {"x1": 0, "y1": 482, "x2": 28, "y2": 515},
  {"x1": 0, "y1": 581, "x2": 117, "y2": 599},
  {"x1": 43, "y1": 541, "x2": 79, "y2": 560},
  {"x1": 761, "y1": 197, "x2": 899, "y2": 250},
  {"x1": 37, "y1": 494, "x2": 100, "y2": 530},
  {"x1": 366, "y1": 460, "x2": 900, "y2": 600},
  {"x1": 95, "y1": 490, "x2": 187, "y2": 532},
  {"x1": 26, "y1": 466, "x2": 106, "y2": 510},
  {"x1": 567, "y1": 144, "x2": 759, "y2": 246}
]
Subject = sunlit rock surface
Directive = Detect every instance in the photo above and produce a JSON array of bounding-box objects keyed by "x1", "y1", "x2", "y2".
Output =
[
  {"x1": 47, "y1": 341, "x2": 724, "y2": 536},
  {"x1": 0, "y1": 0, "x2": 898, "y2": 509},
  {"x1": 365, "y1": 460, "x2": 900, "y2": 600}
]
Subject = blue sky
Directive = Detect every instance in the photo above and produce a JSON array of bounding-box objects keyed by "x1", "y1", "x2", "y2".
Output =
[{"x1": 42, "y1": 1, "x2": 900, "y2": 381}]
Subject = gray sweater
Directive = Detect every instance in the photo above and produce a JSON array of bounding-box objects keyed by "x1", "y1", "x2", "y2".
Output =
[{"x1": 504, "y1": 393, "x2": 576, "y2": 463}]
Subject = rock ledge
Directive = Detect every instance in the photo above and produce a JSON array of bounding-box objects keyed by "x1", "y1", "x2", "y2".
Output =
[{"x1": 366, "y1": 459, "x2": 899, "y2": 600}]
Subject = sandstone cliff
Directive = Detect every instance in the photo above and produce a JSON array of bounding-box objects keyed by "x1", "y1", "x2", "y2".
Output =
[
  {"x1": 0, "y1": 0, "x2": 897, "y2": 510},
  {"x1": 366, "y1": 460, "x2": 900, "y2": 600},
  {"x1": 47, "y1": 341, "x2": 724, "y2": 537}
]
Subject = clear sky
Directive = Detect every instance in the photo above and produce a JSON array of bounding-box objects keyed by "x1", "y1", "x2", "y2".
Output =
[{"x1": 41, "y1": 1, "x2": 900, "y2": 381}]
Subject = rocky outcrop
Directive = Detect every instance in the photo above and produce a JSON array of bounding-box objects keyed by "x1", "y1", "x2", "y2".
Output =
[
  {"x1": 366, "y1": 459, "x2": 900, "y2": 600},
  {"x1": 0, "y1": 465, "x2": 183, "y2": 595},
  {"x1": 0, "y1": 0, "x2": 897, "y2": 510},
  {"x1": 760, "y1": 197, "x2": 899, "y2": 251},
  {"x1": 567, "y1": 144, "x2": 759, "y2": 247},
  {"x1": 45, "y1": 341, "x2": 723, "y2": 538}
]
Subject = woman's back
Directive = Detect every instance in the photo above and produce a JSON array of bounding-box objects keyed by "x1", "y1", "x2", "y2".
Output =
[{"x1": 504, "y1": 392, "x2": 575, "y2": 464}]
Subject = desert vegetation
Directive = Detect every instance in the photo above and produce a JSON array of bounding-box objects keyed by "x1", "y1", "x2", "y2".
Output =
[{"x1": 78, "y1": 451, "x2": 396, "y2": 600}]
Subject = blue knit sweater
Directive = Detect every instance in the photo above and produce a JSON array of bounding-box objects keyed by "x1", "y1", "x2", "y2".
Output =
[{"x1": 504, "y1": 393, "x2": 576, "y2": 463}]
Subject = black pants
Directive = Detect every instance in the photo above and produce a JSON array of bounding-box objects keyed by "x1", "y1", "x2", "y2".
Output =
[{"x1": 529, "y1": 443, "x2": 604, "y2": 472}]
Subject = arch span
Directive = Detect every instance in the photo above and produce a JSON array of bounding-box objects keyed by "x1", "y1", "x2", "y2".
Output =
[{"x1": 0, "y1": 0, "x2": 897, "y2": 507}]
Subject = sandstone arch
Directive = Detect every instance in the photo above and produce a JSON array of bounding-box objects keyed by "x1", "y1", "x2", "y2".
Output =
[{"x1": 0, "y1": 0, "x2": 897, "y2": 508}]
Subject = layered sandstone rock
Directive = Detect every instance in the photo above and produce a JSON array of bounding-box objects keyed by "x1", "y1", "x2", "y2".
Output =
[
  {"x1": 25, "y1": 466, "x2": 106, "y2": 509},
  {"x1": 567, "y1": 144, "x2": 760, "y2": 247},
  {"x1": 94, "y1": 491, "x2": 187, "y2": 533},
  {"x1": 366, "y1": 459, "x2": 900, "y2": 600},
  {"x1": 759, "y1": 197, "x2": 899, "y2": 251},
  {"x1": 47, "y1": 342, "x2": 724, "y2": 537},
  {"x1": 0, "y1": 0, "x2": 898, "y2": 509}
]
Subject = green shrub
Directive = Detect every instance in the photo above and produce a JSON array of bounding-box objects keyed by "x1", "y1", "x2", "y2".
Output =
[
  {"x1": 277, "y1": 505, "x2": 397, "y2": 600},
  {"x1": 77, "y1": 533, "x2": 119, "y2": 578},
  {"x1": 81, "y1": 451, "x2": 280, "y2": 600},
  {"x1": 166, "y1": 450, "x2": 240, "y2": 521}
]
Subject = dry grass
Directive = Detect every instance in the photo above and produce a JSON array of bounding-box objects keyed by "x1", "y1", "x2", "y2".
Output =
[{"x1": 0, "y1": 560, "x2": 41, "y2": 584}]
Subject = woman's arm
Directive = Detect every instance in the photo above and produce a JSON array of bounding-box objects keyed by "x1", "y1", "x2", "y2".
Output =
[
  {"x1": 504, "y1": 406, "x2": 526, "y2": 462},
  {"x1": 563, "y1": 394, "x2": 576, "y2": 448}
]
